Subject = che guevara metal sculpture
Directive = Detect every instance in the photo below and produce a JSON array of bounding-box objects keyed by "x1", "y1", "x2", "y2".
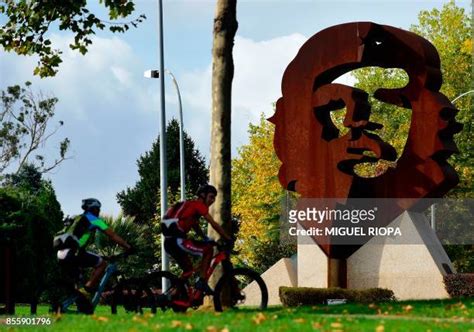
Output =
[{"x1": 269, "y1": 22, "x2": 462, "y2": 259}]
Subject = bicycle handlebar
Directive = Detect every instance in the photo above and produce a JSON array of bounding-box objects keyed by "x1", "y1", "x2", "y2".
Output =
[{"x1": 207, "y1": 239, "x2": 236, "y2": 253}]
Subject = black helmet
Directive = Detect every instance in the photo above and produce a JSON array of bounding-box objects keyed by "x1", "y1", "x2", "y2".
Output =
[
  {"x1": 197, "y1": 184, "x2": 217, "y2": 197},
  {"x1": 81, "y1": 198, "x2": 102, "y2": 211}
]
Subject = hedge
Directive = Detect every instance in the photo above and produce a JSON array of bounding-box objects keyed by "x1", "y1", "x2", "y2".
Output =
[
  {"x1": 279, "y1": 287, "x2": 396, "y2": 307},
  {"x1": 0, "y1": 179, "x2": 63, "y2": 303},
  {"x1": 444, "y1": 273, "x2": 474, "y2": 297}
]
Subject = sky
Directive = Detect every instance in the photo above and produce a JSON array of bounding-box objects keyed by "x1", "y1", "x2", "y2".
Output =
[{"x1": 0, "y1": 0, "x2": 471, "y2": 216}]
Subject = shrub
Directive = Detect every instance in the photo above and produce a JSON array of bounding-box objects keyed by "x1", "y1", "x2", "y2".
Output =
[
  {"x1": 444, "y1": 273, "x2": 474, "y2": 297},
  {"x1": 279, "y1": 287, "x2": 396, "y2": 307},
  {"x1": 444, "y1": 245, "x2": 474, "y2": 273},
  {"x1": 0, "y1": 165, "x2": 64, "y2": 304}
]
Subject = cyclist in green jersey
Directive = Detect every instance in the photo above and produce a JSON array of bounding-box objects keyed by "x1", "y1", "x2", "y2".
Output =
[{"x1": 56, "y1": 198, "x2": 132, "y2": 295}]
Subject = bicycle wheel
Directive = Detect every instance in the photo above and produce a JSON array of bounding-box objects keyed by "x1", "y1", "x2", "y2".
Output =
[
  {"x1": 110, "y1": 278, "x2": 148, "y2": 314},
  {"x1": 50, "y1": 289, "x2": 93, "y2": 314},
  {"x1": 49, "y1": 281, "x2": 72, "y2": 314},
  {"x1": 145, "y1": 271, "x2": 187, "y2": 313},
  {"x1": 213, "y1": 267, "x2": 268, "y2": 312},
  {"x1": 49, "y1": 280, "x2": 93, "y2": 314},
  {"x1": 75, "y1": 290, "x2": 94, "y2": 314},
  {"x1": 49, "y1": 266, "x2": 79, "y2": 314}
]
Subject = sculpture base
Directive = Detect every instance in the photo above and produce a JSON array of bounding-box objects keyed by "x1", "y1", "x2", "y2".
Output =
[
  {"x1": 347, "y1": 211, "x2": 454, "y2": 300},
  {"x1": 242, "y1": 257, "x2": 297, "y2": 306},
  {"x1": 243, "y1": 211, "x2": 454, "y2": 304}
]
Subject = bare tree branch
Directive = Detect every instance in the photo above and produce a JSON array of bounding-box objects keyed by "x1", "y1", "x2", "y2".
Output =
[{"x1": 0, "y1": 82, "x2": 71, "y2": 176}]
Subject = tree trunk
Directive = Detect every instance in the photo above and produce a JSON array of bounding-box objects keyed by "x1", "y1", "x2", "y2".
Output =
[{"x1": 208, "y1": 0, "x2": 238, "y2": 289}]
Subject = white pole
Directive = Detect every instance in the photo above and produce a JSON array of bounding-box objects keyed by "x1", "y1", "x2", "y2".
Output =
[
  {"x1": 431, "y1": 204, "x2": 436, "y2": 230},
  {"x1": 451, "y1": 90, "x2": 474, "y2": 104},
  {"x1": 157, "y1": 0, "x2": 169, "y2": 291},
  {"x1": 166, "y1": 70, "x2": 186, "y2": 201}
]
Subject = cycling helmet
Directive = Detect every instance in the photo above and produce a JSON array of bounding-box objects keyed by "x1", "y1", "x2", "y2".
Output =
[
  {"x1": 81, "y1": 198, "x2": 102, "y2": 211},
  {"x1": 197, "y1": 184, "x2": 217, "y2": 197}
]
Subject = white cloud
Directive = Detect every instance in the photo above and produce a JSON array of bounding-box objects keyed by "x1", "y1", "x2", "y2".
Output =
[
  {"x1": 232, "y1": 34, "x2": 307, "y2": 145},
  {"x1": 0, "y1": 35, "x2": 158, "y2": 216},
  {"x1": 111, "y1": 66, "x2": 132, "y2": 86},
  {"x1": 180, "y1": 33, "x2": 308, "y2": 155}
]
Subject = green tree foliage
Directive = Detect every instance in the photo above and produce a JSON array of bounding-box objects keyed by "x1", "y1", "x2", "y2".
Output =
[
  {"x1": 0, "y1": 164, "x2": 63, "y2": 302},
  {"x1": 0, "y1": 0, "x2": 145, "y2": 77},
  {"x1": 352, "y1": 1, "x2": 472, "y2": 193},
  {"x1": 410, "y1": 0, "x2": 473, "y2": 198},
  {"x1": 433, "y1": 199, "x2": 474, "y2": 273},
  {"x1": 0, "y1": 82, "x2": 70, "y2": 178},
  {"x1": 92, "y1": 214, "x2": 158, "y2": 277},
  {"x1": 116, "y1": 119, "x2": 208, "y2": 225},
  {"x1": 232, "y1": 115, "x2": 296, "y2": 272}
]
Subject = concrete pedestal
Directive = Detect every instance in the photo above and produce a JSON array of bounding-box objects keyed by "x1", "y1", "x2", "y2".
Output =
[
  {"x1": 297, "y1": 236, "x2": 328, "y2": 287},
  {"x1": 347, "y1": 211, "x2": 454, "y2": 300},
  {"x1": 246, "y1": 211, "x2": 455, "y2": 304},
  {"x1": 242, "y1": 257, "x2": 297, "y2": 306}
]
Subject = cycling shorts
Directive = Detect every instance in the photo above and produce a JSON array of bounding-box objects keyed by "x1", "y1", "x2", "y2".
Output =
[
  {"x1": 164, "y1": 237, "x2": 213, "y2": 273},
  {"x1": 57, "y1": 248, "x2": 103, "y2": 268}
]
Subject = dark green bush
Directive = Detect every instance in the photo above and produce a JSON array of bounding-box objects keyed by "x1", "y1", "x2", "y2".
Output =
[
  {"x1": 279, "y1": 287, "x2": 396, "y2": 307},
  {"x1": 444, "y1": 245, "x2": 474, "y2": 273},
  {"x1": 444, "y1": 273, "x2": 474, "y2": 297},
  {"x1": 0, "y1": 165, "x2": 64, "y2": 303}
]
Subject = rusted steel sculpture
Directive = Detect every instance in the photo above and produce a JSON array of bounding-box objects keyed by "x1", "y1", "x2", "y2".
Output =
[{"x1": 269, "y1": 22, "x2": 462, "y2": 259}]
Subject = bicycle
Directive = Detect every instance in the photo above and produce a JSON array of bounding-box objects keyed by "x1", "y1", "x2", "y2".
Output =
[
  {"x1": 50, "y1": 252, "x2": 151, "y2": 314},
  {"x1": 146, "y1": 239, "x2": 268, "y2": 312}
]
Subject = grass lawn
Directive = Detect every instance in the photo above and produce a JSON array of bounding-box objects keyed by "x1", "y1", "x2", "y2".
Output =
[{"x1": 1, "y1": 297, "x2": 473, "y2": 331}]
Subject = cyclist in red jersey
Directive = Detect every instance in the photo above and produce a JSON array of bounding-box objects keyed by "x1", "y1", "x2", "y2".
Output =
[{"x1": 162, "y1": 184, "x2": 232, "y2": 294}]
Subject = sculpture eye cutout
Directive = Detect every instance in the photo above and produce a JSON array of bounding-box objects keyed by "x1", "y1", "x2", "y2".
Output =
[{"x1": 329, "y1": 106, "x2": 350, "y2": 137}]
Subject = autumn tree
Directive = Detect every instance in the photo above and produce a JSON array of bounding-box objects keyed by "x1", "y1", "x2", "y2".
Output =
[
  {"x1": 0, "y1": 82, "x2": 70, "y2": 178},
  {"x1": 232, "y1": 115, "x2": 296, "y2": 272},
  {"x1": 0, "y1": 0, "x2": 145, "y2": 77}
]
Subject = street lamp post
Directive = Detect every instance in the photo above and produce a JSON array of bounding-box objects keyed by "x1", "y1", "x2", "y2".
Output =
[
  {"x1": 144, "y1": 67, "x2": 186, "y2": 293},
  {"x1": 144, "y1": 69, "x2": 186, "y2": 201},
  {"x1": 157, "y1": 0, "x2": 169, "y2": 291},
  {"x1": 451, "y1": 90, "x2": 474, "y2": 104},
  {"x1": 166, "y1": 70, "x2": 186, "y2": 201}
]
